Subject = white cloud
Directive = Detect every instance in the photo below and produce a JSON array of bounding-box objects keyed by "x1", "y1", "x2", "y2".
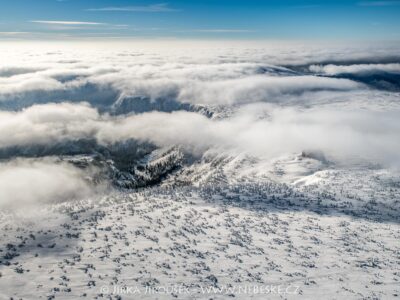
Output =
[
  {"x1": 0, "y1": 32, "x2": 32, "y2": 35},
  {"x1": 96, "y1": 105, "x2": 400, "y2": 165},
  {"x1": 191, "y1": 29, "x2": 255, "y2": 33},
  {"x1": 86, "y1": 3, "x2": 180, "y2": 12},
  {"x1": 31, "y1": 20, "x2": 106, "y2": 25},
  {"x1": 0, "y1": 102, "x2": 99, "y2": 148},
  {"x1": 0, "y1": 159, "x2": 93, "y2": 209},
  {"x1": 176, "y1": 75, "x2": 361, "y2": 105},
  {"x1": 0, "y1": 102, "x2": 399, "y2": 166},
  {"x1": 0, "y1": 66, "x2": 45, "y2": 77},
  {"x1": 309, "y1": 63, "x2": 400, "y2": 75},
  {"x1": 0, "y1": 73, "x2": 65, "y2": 95}
]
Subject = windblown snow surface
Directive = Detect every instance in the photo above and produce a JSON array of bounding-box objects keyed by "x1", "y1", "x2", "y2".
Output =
[{"x1": 0, "y1": 41, "x2": 399, "y2": 299}]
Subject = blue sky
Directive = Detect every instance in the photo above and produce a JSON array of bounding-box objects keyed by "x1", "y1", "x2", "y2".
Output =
[{"x1": 0, "y1": 0, "x2": 400, "y2": 40}]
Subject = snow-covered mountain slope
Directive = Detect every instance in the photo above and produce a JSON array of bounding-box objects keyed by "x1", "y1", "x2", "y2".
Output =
[
  {"x1": 1, "y1": 148, "x2": 399, "y2": 299},
  {"x1": 0, "y1": 185, "x2": 399, "y2": 299}
]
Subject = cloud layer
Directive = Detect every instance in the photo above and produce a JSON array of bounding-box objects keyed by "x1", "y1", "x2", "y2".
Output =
[
  {"x1": 0, "y1": 102, "x2": 399, "y2": 166},
  {"x1": 86, "y1": 3, "x2": 180, "y2": 12},
  {"x1": 1, "y1": 43, "x2": 399, "y2": 111},
  {"x1": 309, "y1": 63, "x2": 400, "y2": 75},
  {"x1": 0, "y1": 42, "x2": 400, "y2": 207},
  {"x1": 0, "y1": 159, "x2": 93, "y2": 209},
  {"x1": 31, "y1": 20, "x2": 106, "y2": 25}
]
